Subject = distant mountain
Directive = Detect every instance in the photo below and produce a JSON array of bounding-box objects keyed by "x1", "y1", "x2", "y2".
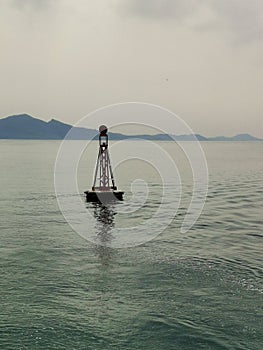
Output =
[
  {"x1": 209, "y1": 133, "x2": 262, "y2": 141},
  {"x1": 0, "y1": 114, "x2": 97, "y2": 140},
  {"x1": 0, "y1": 114, "x2": 262, "y2": 141},
  {"x1": 120, "y1": 133, "x2": 208, "y2": 141}
]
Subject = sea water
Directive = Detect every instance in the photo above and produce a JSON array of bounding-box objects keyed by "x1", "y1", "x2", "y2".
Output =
[{"x1": 0, "y1": 140, "x2": 262, "y2": 349}]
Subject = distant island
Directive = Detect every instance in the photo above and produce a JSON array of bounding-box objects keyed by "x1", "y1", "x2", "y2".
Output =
[{"x1": 0, "y1": 114, "x2": 262, "y2": 141}]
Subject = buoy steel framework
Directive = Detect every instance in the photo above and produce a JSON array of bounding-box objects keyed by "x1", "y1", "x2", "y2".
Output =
[{"x1": 85, "y1": 125, "x2": 124, "y2": 202}]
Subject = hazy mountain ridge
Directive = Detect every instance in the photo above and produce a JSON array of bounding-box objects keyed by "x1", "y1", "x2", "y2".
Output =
[
  {"x1": 0, "y1": 114, "x2": 262, "y2": 141},
  {"x1": 0, "y1": 114, "x2": 97, "y2": 140}
]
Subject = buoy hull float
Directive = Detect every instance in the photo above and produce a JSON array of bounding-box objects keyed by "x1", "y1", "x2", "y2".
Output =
[{"x1": 85, "y1": 190, "x2": 124, "y2": 203}]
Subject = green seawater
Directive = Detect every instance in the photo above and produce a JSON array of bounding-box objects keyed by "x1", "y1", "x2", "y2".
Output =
[{"x1": 0, "y1": 141, "x2": 262, "y2": 350}]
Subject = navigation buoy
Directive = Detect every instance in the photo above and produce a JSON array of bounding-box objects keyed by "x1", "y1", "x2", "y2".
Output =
[{"x1": 84, "y1": 125, "x2": 124, "y2": 202}]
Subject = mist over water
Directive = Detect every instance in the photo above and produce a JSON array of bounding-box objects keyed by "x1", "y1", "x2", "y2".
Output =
[{"x1": 0, "y1": 141, "x2": 262, "y2": 349}]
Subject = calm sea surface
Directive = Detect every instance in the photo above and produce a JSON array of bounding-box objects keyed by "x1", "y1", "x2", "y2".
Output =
[{"x1": 0, "y1": 141, "x2": 262, "y2": 349}]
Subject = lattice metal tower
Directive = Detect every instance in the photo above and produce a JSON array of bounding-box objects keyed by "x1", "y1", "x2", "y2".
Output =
[{"x1": 92, "y1": 125, "x2": 116, "y2": 191}]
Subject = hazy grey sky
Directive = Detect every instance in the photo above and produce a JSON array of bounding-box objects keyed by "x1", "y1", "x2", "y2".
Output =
[{"x1": 0, "y1": 0, "x2": 263, "y2": 136}]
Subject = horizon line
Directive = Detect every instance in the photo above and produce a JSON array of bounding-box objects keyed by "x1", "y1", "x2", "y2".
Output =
[{"x1": 0, "y1": 112, "x2": 262, "y2": 140}]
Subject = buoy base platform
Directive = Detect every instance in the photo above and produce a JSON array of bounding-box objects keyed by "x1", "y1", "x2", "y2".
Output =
[{"x1": 85, "y1": 190, "x2": 124, "y2": 203}]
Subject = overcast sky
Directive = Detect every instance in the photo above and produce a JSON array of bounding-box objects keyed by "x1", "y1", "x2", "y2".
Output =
[{"x1": 0, "y1": 0, "x2": 263, "y2": 137}]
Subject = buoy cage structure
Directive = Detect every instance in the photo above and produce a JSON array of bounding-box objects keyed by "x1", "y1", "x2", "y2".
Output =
[{"x1": 85, "y1": 125, "x2": 124, "y2": 203}]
